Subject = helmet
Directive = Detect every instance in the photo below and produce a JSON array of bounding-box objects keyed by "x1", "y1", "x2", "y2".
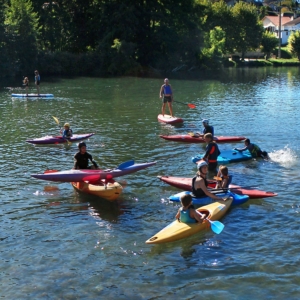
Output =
[
  {"x1": 64, "y1": 123, "x2": 70, "y2": 127},
  {"x1": 202, "y1": 119, "x2": 209, "y2": 124},
  {"x1": 78, "y1": 142, "x2": 86, "y2": 149},
  {"x1": 197, "y1": 160, "x2": 208, "y2": 170}
]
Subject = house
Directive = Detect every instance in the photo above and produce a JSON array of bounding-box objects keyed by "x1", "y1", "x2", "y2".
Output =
[{"x1": 262, "y1": 15, "x2": 300, "y2": 45}]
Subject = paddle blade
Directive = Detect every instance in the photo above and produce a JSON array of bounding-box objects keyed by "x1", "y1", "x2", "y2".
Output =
[
  {"x1": 118, "y1": 160, "x2": 134, "y2": 170},
  {"x1": 52, "y1": 116, "x2": 60, "y2": 125},
  {"x1": 187, "y1": 103, "x2": 196, "y2": 109},
  {"x1": 208, "y1": 219, "x2": 224, "y2": 234}
]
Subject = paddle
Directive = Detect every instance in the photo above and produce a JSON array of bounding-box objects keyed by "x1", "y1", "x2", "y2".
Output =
[
  {"x1": 175, "y1": 101, "x2": 196, "y2": 109},
  {"x1": 206, "y1": 219, "x2": 225, "y2": 234},
  {"x1": 52, "y1": 116, "x2": 71, "y2": 146}
]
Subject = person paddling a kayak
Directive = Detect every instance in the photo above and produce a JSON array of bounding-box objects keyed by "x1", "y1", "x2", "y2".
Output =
[
  {"x1": 159, "y1": 78, "x2": 174, "y2": 117},
  {"x1": 195, "y1": 119, "x2": 214, "y2": 138},
  {"x1": 73, "y1": 142, "x2": 99, "y2": 169},
  {"x1": 234, "y1": 138, "x2": 268, "y2": 160},
  {"x1": 193, "y1": 160, "x2": 229, "y2": 201},
  {"x1": 60, "y1": 123, "x2": 73, "y2": 139},
  {"x1": 175, "y1": 194, "x2": 205, "y2": 223}
]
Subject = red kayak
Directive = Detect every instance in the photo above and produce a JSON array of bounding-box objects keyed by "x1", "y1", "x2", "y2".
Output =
[
  {"x1": 158, "y1": 176, "x2": 277, "y2": 199},
  {"x1": 159, "y1": 135, "x2": 245, "y2": 143},
  {"x1": 157, "y1": 114, "x2": 183, "y2": 124}
]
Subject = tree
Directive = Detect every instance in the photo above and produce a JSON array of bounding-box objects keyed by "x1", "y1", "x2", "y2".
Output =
[
  {"x1": 288, "y1": 30, "x2": 300, "y2": 60},
  {"x1": 4, "y1": 0, "x2": 41, "y2": 74},
  {"x1": 261, "y1": 31, "x2": 278, "y2": 59},
  {"x1": 231, "y1": 2, "x2": 264, "y2": 60}
]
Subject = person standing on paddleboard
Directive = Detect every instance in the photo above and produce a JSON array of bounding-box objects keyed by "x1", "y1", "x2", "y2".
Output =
[
  {"x1": 73, "y1": 142, "x2": 99, "y2": 170},
  {"x1": 34, "y1": 70, "x2": 40, "y2": 95},
  {"x1": 159, "y1": 78, "x2": 174, "y2": 117},
  {"x1": 202, "y1": 133, "x2": 220, "y2": 172},
  {"x1": 23, "y1": 77, "x2": 29, "y2": 96}
]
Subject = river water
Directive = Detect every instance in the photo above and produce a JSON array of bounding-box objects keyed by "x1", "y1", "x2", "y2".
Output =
[{"x1": 1, "y1": 67, "x2": 300, "y2": 299}]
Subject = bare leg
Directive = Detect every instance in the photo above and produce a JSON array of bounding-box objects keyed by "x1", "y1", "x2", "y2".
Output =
[
  {"x1": 167, "y1": 102, "x2": 173, "y2": 117},
  {"x1": 162, "y1": 103, "x2": 166, "y2": 116},
  {"x1": 26, "y1": 86, "x2": 28, "y2": 96}
]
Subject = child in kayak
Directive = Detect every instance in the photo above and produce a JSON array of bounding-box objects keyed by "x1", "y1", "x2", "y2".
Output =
[
  {"x1": 202, "y1": 133, "x2": 220, "y2": 171},
  {"x1": 195, "y1": 119, "x2": 214, "y2": 138},
  {"x1": 234, "y1": 138, "x2": 268, "y2": 159},
  {"x1": 175, "y1": 194, "x2": 205, "y2": 223},
  {"x1": 215, "y1": 165, "x2": 232, "y2": 189},
  {"x1": 73, "y1": 142, "x2": 99, "y2": 169},
  {"x1": 60, "y1": 123, "x2": 73, "y2": 139},
  {"x1": 193, "y1": 160, "x2": 230, "y2": 201}
]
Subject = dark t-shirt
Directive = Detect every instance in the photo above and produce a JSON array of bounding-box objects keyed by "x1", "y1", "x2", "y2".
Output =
[{"x1": 74, "y1": 151, "x2": 98, "y2": 169}]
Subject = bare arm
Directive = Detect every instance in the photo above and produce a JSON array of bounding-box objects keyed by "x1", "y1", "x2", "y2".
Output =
[
  {"x1": 234, "y1": 146, "x2": 247, "y2": 152},
  {"x1": 195, "y1": 178, "x2": 225, "y2": 201},
  {"x1": 190, "y1": 209, "x2": 205, "y2": 223},
  {"x1": 175, "y1": 208, "x2": 180, "y2": 220},
  {"x1": 159, "y1": 85, "x2": 164, "y2": 98}
]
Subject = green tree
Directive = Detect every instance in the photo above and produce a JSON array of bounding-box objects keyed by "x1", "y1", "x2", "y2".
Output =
[
  {"x1": 4, "y1": 0, "x2": 41, "y2": 74},
  {"x1": 288, "y1": 30, "x2": 300, "y2": 60},
  {"x1": 261, "y1": 31, "x2": 278, "y2": 59},
  {"x1": 231, "y1": 2, "x2": 263, "y2": 60}
]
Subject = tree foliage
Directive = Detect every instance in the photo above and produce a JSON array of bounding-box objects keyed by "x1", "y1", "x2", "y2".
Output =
[
  {"x1": 288, "y1": 30, "x2": 300, "y2": 60},
  {"x1": 261, "y1": 31, "x2": 278, "y2": 59}
]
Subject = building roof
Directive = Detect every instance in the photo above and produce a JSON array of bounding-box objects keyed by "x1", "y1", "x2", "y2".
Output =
[
  {"x1": 284, "y1": 16, "x2": 300, "y2": 26},
  {"x1": 262, "y1": 16, "x2": 292, "y2": 26}
]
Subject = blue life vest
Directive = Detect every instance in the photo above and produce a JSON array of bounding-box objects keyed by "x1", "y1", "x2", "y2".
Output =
[
  {"x1": 180, "y1": 207, "x2": 196, "y2": 223},
  {"x1": 163, "y1": 84, "x2": 172, "y2": 95}
]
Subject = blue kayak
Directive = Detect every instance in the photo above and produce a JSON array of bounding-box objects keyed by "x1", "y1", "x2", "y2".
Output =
[
  {"x1": 169, "y1": 190, "x2": 249, "y2": 206},
  {"x1": 11, "y1": 93, "x2": 54, "y2": 98},
  {"x1": 192, "y1": 149, "x2": 252, "y2": 164}
]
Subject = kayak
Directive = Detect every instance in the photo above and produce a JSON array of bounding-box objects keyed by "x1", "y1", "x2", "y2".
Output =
[
  {"x1": 71, "y1": 179, "x2": 123, "y2": 201},
  {"x1": 26, "y1": 133, "x2": 95, "y2": 145},
  {"x1": 31, "y1": 161, "x2": 156, "y2": 182},
  {"x1": 145, "y1": 198, "x2": 233, "y2": 244},
  {"x1": 169, "y1": 190, "x2": 249, "y2": 206},
  {"x1": 160, "y1": 135, "x2": 245, "y2": 143},
  {"x1": 158, "y1": 176, "x2": 278, "y2": 199},
  {"x1": 192, "y1": 149, "x2": 252, "y2": 164},
  {"x1": 11, "y1": 93, "x2": 54, "y2": 98},
  {"x1": 157, "y1": 114, "x2": 183, "y2": 124}
]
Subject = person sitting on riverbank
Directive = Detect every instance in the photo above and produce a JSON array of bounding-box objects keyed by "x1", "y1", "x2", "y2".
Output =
[
  {"x1": 73, "y1": 142, "x2": 99, "y2": 169},
  {"x1": 234, "y1": 138, "x2": 268, "y2": 159},
  {"x1": 194, "y1": 119, "x2": 214, "y2": 138},
  {"x1": 215, "y1": 165, "x2": 232, "y2": 189},
  {"x1": 175, "y1": 194, "x2": 205, "y2": 223},
  {"x1": 192, "y1": 160, "x2": 229, "y2": 201}
]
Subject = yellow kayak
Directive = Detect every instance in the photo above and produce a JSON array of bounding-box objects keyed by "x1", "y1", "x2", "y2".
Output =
[
  {"x1": 71, "y1": 179, "x2": 123, "y2": 201},
  {"x1": 145, "y1": 198, "x2": 233, "y2": 244}
]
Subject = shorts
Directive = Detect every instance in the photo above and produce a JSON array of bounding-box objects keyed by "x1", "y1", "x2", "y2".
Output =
[
  {"x1": 163, "y1": 96, "x2": 172, "y2": 103},
  {"x1": 35, "y1": 81, "x2": 40, "y2": 85}
]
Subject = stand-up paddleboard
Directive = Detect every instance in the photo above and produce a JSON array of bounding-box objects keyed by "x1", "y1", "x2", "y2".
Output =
[
  {"x1": 157, "y1": 176, "x2": 278, "y2": 199},
  {"x1": 11, "y1": 93, "x2": 54, "y2": 98},
  {"x1": 192, "y1": 149, "x2": 252, "y2": 164},
  {"x1": 157, "y1": 114, "x2": 183, "y2": 124},
  {"x1": 26, "y1": 133, "x2": 94, "y2": 145},
  {"x1": 160, "y1": 135, "x2": 245, "y2": 143}
]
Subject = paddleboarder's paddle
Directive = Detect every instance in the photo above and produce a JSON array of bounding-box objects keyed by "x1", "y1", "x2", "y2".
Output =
[
  {"x1": 206, "y1": 219, "x2": 224, "y2": 234},
  {"x1": 176, "y1": 101, "x2": 196, "y2": 109},
  {"x1": 52, "y1": 116, "x2": 71, "y2": 146}
]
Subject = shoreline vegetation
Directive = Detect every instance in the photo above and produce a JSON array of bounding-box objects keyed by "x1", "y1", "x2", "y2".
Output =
[{"x1": 1, "y1": 0, "x2": 300, "y2": 79}]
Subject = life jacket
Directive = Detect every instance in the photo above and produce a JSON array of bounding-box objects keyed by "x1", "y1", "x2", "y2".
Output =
[
  {"x1": 192, "y1": 175, "x2": 208, "y2": 198},
  {"x1": 179, "y1": 206, "x2": 196, "y2": 223},
  {"x1": 206, "y1": 142, "x2": 221, "y2": 163},
  {"x1": 163, "y1": 84, "x2": 172, "y2": 95},
  {"x1": 249, "y1": 143, "x2": 261, "y2": 157},
  {"x1": 221, "y1": 175, "x2": 232, "y2": 188}
]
